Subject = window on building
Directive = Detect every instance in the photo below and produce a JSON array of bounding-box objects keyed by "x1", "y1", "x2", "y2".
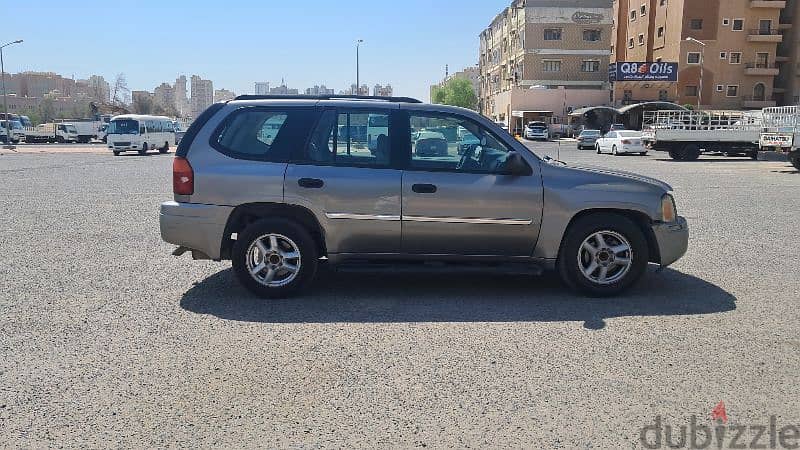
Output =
[
  {"x1": 581, "y1": 61, "x2": 601, "y2": 72},
  {"x1": 732, "y1": 19, "x2": 744, "y2": 31},
  {"x1": 685, "y1": 86, "x2": 699, "y2": 97},
  {"x1": 658, "y1": 27, "x2": 665, "y2": 38},
  {"x1": 630, "y1": 10, "x2": 637, "y2": 21},
  {"x1": 756, "y1": 52, "x2": 770, "y2": 68},
  {"x1": 583, "y1": 29, "x2": 602, "y2": 42},
  {"x1": 690, "y1": 19, "x2": 703, "y2": 30},
  {"x1": 640, "y1": 5, "x2": 647, "y2": 16},
  {"x1": 638, "y1": 34, "x2": 645, "y2": 45},
  {"x1": 729, "y1": 52, "x2": 742, "y2": 64},
  {"x1": 628, "y1": 38, "x2": 635, "y2": 48},
  {"x1": 726, "y1": 85, "x2": 739, "y2": 97},
  {"x1": 542, "y1": 60, "x2": 562, "y2": 72},
  {"x1": 722, "y1": 18, "x2": 730, "y2": 26},
  {"x1": 611, "y1": 45, "x2": 615, "y2": 54},
  {"x1": 544, "y1": 28, "x2": 562, "y2": 41},
  {"x1": 687, "y1": 52, "x2": 701, "y2": 64},
  {"x1": 716, "y1": 85, "x2": 724, "y2": 92},
  {"x1": 720, "y1": 52, "x2": 727, "y2": 59}
]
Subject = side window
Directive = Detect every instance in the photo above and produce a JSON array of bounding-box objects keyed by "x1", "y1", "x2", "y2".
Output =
[
  {"x1": 409, "y1": 113, "x2": 517, "y2": 174},
  {"x1": 305, "y1": 110, "x2": 391, "y2": 168},
  {"x1": 214, "y1": 109, "x2": 303, "y2": 162}
]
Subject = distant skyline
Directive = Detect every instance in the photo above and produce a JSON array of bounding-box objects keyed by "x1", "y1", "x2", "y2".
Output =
[{"x1": 2, "y1": 1, "x2": 508, "y2": 102}]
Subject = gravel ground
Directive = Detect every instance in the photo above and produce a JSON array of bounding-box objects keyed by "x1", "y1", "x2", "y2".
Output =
[{"x1": 1, "y1": 144, "x2": 798, "y2": 448}]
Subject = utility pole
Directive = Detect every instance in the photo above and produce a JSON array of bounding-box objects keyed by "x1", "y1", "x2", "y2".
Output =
[
  {"x1": 1, "y1": 40, "x2": 23, "y2": 150},
  {"x1": 356, "y1": 39, "x2": 364, "y2": 95}
]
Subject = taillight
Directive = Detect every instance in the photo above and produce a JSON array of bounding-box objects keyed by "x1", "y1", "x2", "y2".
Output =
[
  {"x1": 173, "y1": 156, "x2": 194, "y2": 195},
  {"x1": 621, "y1": 139, "x2": 632, "y2": 145}
]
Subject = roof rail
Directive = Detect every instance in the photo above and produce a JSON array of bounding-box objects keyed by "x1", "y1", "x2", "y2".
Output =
[{"x1": 232, "y1": 94, "x2": 423, "y2": 104}]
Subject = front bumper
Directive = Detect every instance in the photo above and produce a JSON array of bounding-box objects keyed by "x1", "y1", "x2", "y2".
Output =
[
  {"x1": 652, "y1": 216, "x2": 689, "y2": 267},
  {"x1": 159, "y1": 201, "x2": 234, "y2": 260}
]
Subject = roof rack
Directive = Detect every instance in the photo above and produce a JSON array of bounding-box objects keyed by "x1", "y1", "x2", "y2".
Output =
[{"x1": 232, "y1": 94, "x2": 423, "y2": 104}]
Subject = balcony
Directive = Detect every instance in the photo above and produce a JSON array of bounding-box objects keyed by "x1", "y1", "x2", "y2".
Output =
[
  {"x1": 744, "y1": 62, "x2": 781, "y2": 76},
  {"x1": 748, "y1": 29, "x2": 784, "y2": 42},
  {"x1": 742, "y1": 96, "x2": 777, "y2": 109},
  {"x1": 750, "y1": 0, "x2": 787, "y2": 7}
]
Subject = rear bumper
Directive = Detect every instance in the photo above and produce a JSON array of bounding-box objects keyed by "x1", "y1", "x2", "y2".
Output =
[
  {"x1": 159, "y1": 201, "x2": 233, "y2": 260},
  {"x1": 652, "y1": 216, "x2": 689, "y2": 267}
]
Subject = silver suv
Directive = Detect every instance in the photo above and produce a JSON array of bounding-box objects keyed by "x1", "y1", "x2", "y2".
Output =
[{"x1": 160, "y1": 95, "x2": 688, "y2": 298}]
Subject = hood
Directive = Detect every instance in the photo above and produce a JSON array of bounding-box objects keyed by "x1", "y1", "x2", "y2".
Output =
[{"x1": 544, "y1": 158, "x2": 673, "y2": 192}]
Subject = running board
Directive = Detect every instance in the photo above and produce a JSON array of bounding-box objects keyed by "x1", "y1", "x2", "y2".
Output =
[{"x1": 333, "y1": 261, "x2": 544, "y2": 276}]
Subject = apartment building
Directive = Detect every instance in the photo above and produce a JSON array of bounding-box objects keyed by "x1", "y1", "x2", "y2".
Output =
[
  {"x1": 373, "y1": 84, "x2": 394, "y2": 97},
  {"x1": 478, "y1": 0, "x2": 614, "y2": 129},
  {"x1": 611, "y1": 0, "x2": 787, "y2": 109},
  {"x1": 213, "y1": 88, "x2": 237, "y2": 103},
  {"x1": 254, "y1": 82, "x2": 270, "y2": 95},
  {"x1": 190, "y1": 75, "x2": 213, "y2": 118},
  {"x1": 776, "y1": 0, "x2": 800, "y2": 105},
  {"x1": 430, "y1": 66, "x2": 480, "y2": 102},
  {"x1": 175, "y1": 76, "x2": 190, "y2": 117},
  {"x1": 305, "y1": 85, "x2": 335, "y2": 95},
  {"x1": 153, "y1": 83, "x2": 175, "y2": 112}
]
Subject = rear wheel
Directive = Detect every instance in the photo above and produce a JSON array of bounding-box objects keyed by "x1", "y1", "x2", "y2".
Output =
[
  {"x1": 612, "y1": 145, "x2": 619, "y2": 156},
  {"x1": 557, "y1": 213, "x2": 649, "y2": 296},
  {"x1": 232, "y1": 219, "x2": 319, "y2": 298},
  {"x1": 596, "y1": 144, "x2": 601, "y2": 154},
  {"x1": 790, "y1": 152, "x2": 800, "y2": 170},
  {"x1": 682, "y1": 144, "x2": 701, "y2": 161},
  {"x1": 139, "y1": 143, "x2": 148, "y2": 156},
  {"x1": 159, "y1": 142, "x2": 169, "y2": 154}
]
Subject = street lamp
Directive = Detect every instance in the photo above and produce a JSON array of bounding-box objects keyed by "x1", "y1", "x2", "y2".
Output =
[
  {"x1": 1, "y1": 39, "x2": 23, "y2": 150},
  {"x1": 356, "y1": 39, "x2": 364, "y2": 96},
  {"x1": 685, "y1": 37, "x2": 706, "y2": 109}
]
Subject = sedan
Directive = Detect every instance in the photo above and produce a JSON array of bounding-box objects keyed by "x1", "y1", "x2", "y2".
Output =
[
  {"x1": 576, "y1": 129, "x2": 601, "y2": 150},
  {"x1": 595, "y1": 131, "x2": 648, "y2": 156}
]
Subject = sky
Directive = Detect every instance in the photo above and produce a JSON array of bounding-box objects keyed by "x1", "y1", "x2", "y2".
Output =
[{"x1": 3, "y1": 1, "x2": 510, "y2": 102}]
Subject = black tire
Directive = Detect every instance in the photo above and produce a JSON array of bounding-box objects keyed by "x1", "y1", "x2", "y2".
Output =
[
  {"x1": 113, "y1": 151, "x2": 120, "y2": 156},
  {"x1": 790, "y1": 153, "x2": 800, "y2": 170},
  {"x1": 639, "y1": 152, "x2": 647, "y2": 156},
  {"x1": 56, "y1": 136, "x2": 64, "y2": 144},
  {"x1": 557, "y1": 213, "x2": 649, "y2": 297},
  {"x1": 596, "y1": 144, "x2": 601, "y2": 154},
  {"x1": 612, "y1": 145, "x2": 619, "y2": 156},
  {"x1": 683, "y1": 144, "x2": 701, "y2": 161},
  {"x1": 232, "y1": 218, "x2": 319, "y2": 298},
  {"x1": 139, "y1": 143, "x2": 148, "y2": 156},
  {"x1": 159, "y1": 142, "x2": 169, "y2": 154},
  {"x1": 749, "y1": 151, "x2": 758, "y2": 160}
]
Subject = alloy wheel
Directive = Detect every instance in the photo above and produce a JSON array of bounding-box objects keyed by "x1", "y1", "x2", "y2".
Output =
[
  {"x1": 577, "y1": 230, "x2": 633, "y2": 285},
  {"x1": 245, "y1": 233, "x2": 302, "y2": 287}
]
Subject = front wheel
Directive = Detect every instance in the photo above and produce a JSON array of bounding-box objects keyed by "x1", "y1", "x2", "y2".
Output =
[
  {"x1": 113, "y1": 151, "x2": 120, "y2": 156},
  {"x1": 232, "y1": 219, "x2": 319, "y2": 298},
  {"x1": 557, "y1": 213, "x2": 649, "y2": 296},
  {"x1": 139, "y1": 143, "x2": 148, "y2": 156},
  {"x1": 159, "y1": 142, "x2": 169, "y2": 154},
  {"x1": 612, "y1": 145, "x2": 619, "y2": 156},
  {"x1": 596, "y1": 144, "x2": 601, "y2": 154}
]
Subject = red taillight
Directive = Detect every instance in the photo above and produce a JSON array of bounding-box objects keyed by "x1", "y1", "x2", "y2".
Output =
[
  {"x1": 173, "y1": 157, "x2": 194, "y2": 195},
  {"x1": 621, "y1": 139, "x2": 632, "y2": 145}
]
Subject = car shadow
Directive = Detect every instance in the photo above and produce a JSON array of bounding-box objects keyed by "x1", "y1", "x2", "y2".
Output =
[{"x1": 179, "y1": 266, "x2": 736, "y2": 330}]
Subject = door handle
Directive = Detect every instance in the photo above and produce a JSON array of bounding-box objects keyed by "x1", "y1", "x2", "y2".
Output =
[
  {"x1": 412, "y1": 183, "x2": 437, "y2": 194},
  {"x1": 298, "y1": 178, "x2": 324, "y2": 189}
]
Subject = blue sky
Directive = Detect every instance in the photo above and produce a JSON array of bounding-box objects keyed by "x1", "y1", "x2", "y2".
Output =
[{"x1": 3, "y1": 1, "x2": 510, "y2": 102}]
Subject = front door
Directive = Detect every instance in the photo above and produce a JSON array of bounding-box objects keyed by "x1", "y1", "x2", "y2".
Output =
[
  {"x1": 284, "y1": 108, "x2": 402, "y2": 254},
  {"x1": 400, "y1": 110, "x2": 543, "y2": 256}
]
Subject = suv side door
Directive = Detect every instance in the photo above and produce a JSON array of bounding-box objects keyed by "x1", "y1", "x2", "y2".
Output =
[
  {"x1": 284, "y1": 107, "x2": 403, "y2": 254},
  {"x1": 399, "y1": 109, "x2": 543, "y2": 256}
]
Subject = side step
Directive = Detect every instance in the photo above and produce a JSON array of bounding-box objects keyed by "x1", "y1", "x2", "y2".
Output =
[{"x1": 333, "y1": 261, "x2": 544, "y2": 276}]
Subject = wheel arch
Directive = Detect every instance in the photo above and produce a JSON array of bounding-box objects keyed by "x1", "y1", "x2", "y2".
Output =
[
  {"x1": 557, "y1": 208, "x2": 660, "y2": 265},
  {"x1": 220, "y1": 202, "x2": 327, "y2": 260}
]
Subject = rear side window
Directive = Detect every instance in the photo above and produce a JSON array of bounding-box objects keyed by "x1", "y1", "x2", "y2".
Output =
[
  {"x1": 176, "y1": 102, "x2": 224, "y2": 157},
  {"x1": 303, "y1": 110, "x2": 392, "y2": 168},
  {"x1": 212, "y1": 108, "x2": 316, "y2": 162}
]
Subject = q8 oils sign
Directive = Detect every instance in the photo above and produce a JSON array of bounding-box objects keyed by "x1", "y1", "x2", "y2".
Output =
[{"x1": 609, "y1": 62, "x2": 678, "y2": 82}]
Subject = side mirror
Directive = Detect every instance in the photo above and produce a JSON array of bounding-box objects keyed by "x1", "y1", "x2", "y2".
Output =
[{"x1": 503, "y1": 152, "x2": 532, "y2": 176}]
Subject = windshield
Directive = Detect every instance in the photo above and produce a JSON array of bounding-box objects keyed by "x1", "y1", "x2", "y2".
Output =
[
  {"x1": 618, "y1": 131, "x2": 641, "y2": 138},
  {"x1": 581, "y1": 130, "x2": 600, "y2": 136},
  {"x1": 65, "y1": 125, "x2": 78, "y2": 133},
  {"x1": 108, "y1": 119, "x2": 139, "y2": 135}
]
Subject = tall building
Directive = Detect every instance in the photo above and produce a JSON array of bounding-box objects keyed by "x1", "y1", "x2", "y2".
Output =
[
  {"x1": 214, "y1": 88, "x2": 237, "y2": 103},
  {"x1": 611, "y1": 0, "x2": 787, "y2": 109},
  {"x1": 478, "y1": 0, "x2": 614, "y2": 129},
  {"x1": 254, "y1": 82, "x2": 270, "y2": 95},
  {"x1": 7, "y1": 72, "x2": 77, "y2": 98},
  {"x1": 347, "y1": 84, "x2": 370, "y2": 95},
  {"x1": 373, "y1": 84, "x2": 394, "y2": 97},
  {"x1": 190, "y1": 75, "x2": 213, "y2": 118},
  {"x1": 175, "y1": 76, "x2": 189, "y2": 117},
  {"x1": 269, "y1": 80, "x2": 299, "y2": 95},
  {"x1": 305, "y1": 85, "x2": 335, "y2": 95},
  {"x1": 153, "y1": 83, "x2": 176, "y2": 112},
  {"x1": 430, "y1": 66, "x2": 480, "y2": 102},
  {"x1": 776, "y1": 0, "x2": 800, "y2": 105}
]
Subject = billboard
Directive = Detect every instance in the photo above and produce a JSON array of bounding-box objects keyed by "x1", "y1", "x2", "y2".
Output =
[{"x1": 609, "y1": 62, "x2": 678, "y2": 82}]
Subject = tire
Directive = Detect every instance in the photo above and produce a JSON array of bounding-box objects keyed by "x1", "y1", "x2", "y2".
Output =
[
  {"x1": 159, "y1": 142, "x2": 169, "y2": 154},
  {"x1": 639, "y1": 152, "x2": 647, "y2": 156},
  {"x1": 749, "y1": 151, "x2": 758, "y2": 160},
  {"x1": 668, "y1": 148, "x2": 685, "y2": 160},
  {"x1": 612, "y1": 145, "x2": 619, "y2": 156},
  {"x1": 56, "y1": 136, "x2": 64, "y2": 144},
  {"x1": 790, "y1": 153, "x2": 800, "y2": 170},
  {"x1": 113, "y1": 151, "x2": 120, "y2": 156},
  {"x1": 683, "y1": 144, "x2": 701, "y2": 161},
  {"x1": 139, "y1": 143, "x2": 148, "y2": 156},
  {"x1": 557, "y1": 213, "x2": 649, "y2": 297},
  {"x1": 232, "y1": 218, "x2": 319, "y2": 298},
  {"x1": 596, "y1": 144, "x2": 601, "y2": 154}
]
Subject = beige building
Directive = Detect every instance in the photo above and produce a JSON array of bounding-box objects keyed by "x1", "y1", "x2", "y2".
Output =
[
  {"x1": 213, "y1": 88, "x2": 237, "y2": 103},
  {"x1": 373, "y1": 84, "x2": 394, "y2": 97},
  {"x1": 479, "y1": 0, "x2": 614, "y2": 130},
  {"x1": 430, "y1": 66, "x2": 480, "y2": 102},
  {"x1": 190, "y1": 75, "x2": 213, "y2": 118},
  {"x1": 611, "y1": 0, "x2": 788, "y2": 109}
]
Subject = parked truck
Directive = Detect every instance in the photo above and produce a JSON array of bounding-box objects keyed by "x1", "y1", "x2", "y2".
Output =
[
  {"x1": 58, "y1": 119, "x2": 102, "y2": 143},
  {"x1": 641, "y1": 110, "x2": 762, "y2": 161},
  {"x1": 759, "y1": 106, "x2": 800, "y2": 170},
  {"x1": 24, "y1": 123, "x2": 79, "y2": 143}
]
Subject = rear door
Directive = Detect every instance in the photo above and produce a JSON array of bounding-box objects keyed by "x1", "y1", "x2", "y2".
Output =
[
  {"x1": 285, "y1": 107, "x2": 403, "y2": 254},
  {"x1": 399, "y1": 110, "x2": 543, "y2": 256}
]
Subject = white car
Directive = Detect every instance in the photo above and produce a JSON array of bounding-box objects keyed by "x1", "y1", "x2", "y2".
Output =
[
  {"x1": 595, "y1": 130, "x2": 648, "y2": 156},
  {"x1": 525, "y1": 122, "x2": 550, "y2": 141}
]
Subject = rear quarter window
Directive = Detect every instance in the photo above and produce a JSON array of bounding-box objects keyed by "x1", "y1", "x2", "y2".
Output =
[{"x1": 211, "y1": 108, "x2": 318, "y2": 162}]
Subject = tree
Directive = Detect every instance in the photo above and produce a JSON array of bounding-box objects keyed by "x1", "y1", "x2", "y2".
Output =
[
  {"x1": 431, "y1": 78, "x2": 477, "y2": 110},
  {"x1": 111, "y1": 73, "x2": 130, "y2": 107}
]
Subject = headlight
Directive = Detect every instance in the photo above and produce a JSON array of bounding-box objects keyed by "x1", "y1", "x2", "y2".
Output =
[{"x1": 661, "y1": 194, "x2": 677, "y2": 222}]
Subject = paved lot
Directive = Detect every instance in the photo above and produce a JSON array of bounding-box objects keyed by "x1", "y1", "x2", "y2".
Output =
[{"x1": 1, "y1": 143, "x2": 798, "y2": 447}]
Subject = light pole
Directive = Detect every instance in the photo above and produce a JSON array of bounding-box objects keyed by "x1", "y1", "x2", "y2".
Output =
[
  {"x1": 1, "y1": 39, "x2": 23, "y2": 149},
  {"x1": 356, "y1": 39, "x2": 364, "y2": 96},
  {"x1": 685, "y1": 37, "x2": 706, "y2": 109}
]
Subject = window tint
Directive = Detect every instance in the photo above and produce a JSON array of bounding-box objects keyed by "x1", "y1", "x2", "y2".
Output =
[
  {"x1": 306, "y1": 110, "x2": 391, "y2": 168},
  {"x1": 408, "y1": 113, "x2": 519, "y2": 175},
  {"x1": 213, "y1": 108, "x2": 315, "y2": 162}
]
